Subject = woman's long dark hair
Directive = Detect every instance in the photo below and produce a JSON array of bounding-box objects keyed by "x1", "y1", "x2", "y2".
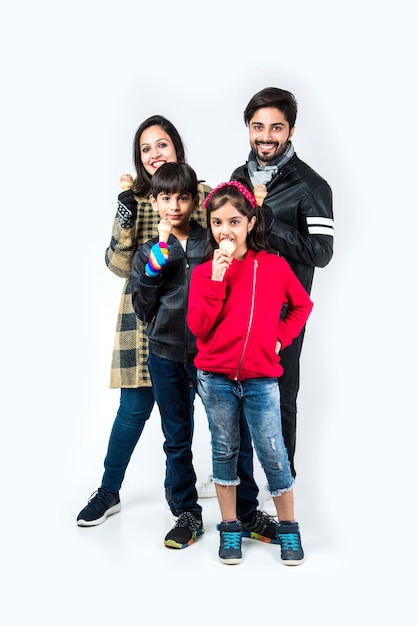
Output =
[
  {"x1": 132, "y1": 115, "x2": 186, "y2": 197},
  {"x1": 202, "y1": 177, "x2": 274, "y2": 262}
]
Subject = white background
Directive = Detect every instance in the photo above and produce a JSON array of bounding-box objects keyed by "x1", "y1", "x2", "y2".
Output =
[{"x1": 1, "y1": 1, "x2": 416, "y2": 624}]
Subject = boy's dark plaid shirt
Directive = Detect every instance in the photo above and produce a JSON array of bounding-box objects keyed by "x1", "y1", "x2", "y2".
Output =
[{"x1": 105, "y1": 183, "x2": 211, "y2": 388}]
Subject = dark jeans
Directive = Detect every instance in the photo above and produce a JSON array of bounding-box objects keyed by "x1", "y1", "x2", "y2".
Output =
[
  {"x1": 277, "y1": 327, "x2": 305, "y2": 478},
  {"x1": 102, "y1": 387, "x2": 155, "y2": 493},
  {"x1": 236, "y1": 412, "x2": 259, "y2": 519},
  {"x1": 147, "y1": 352, "x2": 202, "y2": 518}
]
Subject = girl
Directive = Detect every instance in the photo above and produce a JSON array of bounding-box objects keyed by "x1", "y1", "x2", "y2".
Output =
[{"x1": 187, "y1": 180, "x2": 313, "y2": 565}]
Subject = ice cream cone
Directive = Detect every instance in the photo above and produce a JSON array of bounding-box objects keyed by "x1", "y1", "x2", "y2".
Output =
[
  {"x1": 119, "y1": 173, "x2": 134, "y2": 191},
  {"x1": 253, "y1": 184, "x2": 267, "y2": 207}
]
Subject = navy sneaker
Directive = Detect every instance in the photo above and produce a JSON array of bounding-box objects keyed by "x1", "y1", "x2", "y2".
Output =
[
  {"x1": 164, "y1": 511, "x2": 204, "y2": 549},
  {"x1": 241, "y1": 510, "x2": 280, "y2": 544},
  {"x1": 277, "y1": 521, "x2": 305, "y2": 565},
  {"x1": 217, "y1": 520, "x2": 242, "y2": 565},
  {"x1": 77, "y1": 488, "x2": 121, "y2": 527}
]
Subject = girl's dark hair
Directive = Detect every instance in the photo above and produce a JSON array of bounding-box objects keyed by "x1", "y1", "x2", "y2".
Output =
[
  {"x1": 202, "y1": 177, "x2": 274, "y2": 262},
  {"x1": 132, "y1": 115, "x2": 186, "y2": 197},
  {"x1": 243, "y1": 87, "x2": 297, "y2": 130},
  {"x1": 150, "y1": 162, "x2": 198, "y2": 199}
]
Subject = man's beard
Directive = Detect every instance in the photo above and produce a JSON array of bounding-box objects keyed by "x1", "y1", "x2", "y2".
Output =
[{"x1": 253, "y1": 140, "x2": 287, "y2": 163}]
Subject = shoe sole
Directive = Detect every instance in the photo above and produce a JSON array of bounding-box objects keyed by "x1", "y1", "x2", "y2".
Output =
[
  {"x1": 76, "y1": 503, "x2": 121, "y2": 527},
  {"x1": 242, "y1": 530, "x2": 280, "y2": 544},
  {"x1": 281, "y1": 557, "x2": 305, "y2": 566},
  {"x1": 164, "y1": 527, "x2": 204, "y2": 549},
  {"x1": 219, "y1": 556, "x2": 242, "y2": 565},
  {"x1": 197, "y1": 485, "x2": 217, "y2": 499}
]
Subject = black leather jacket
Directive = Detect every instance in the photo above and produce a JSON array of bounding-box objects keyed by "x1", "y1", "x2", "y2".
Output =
[
  {"x1": 232, "y1": 152, "x2": 334, "y2": 294},
  {"x1": 131, "y1": 221, "x2": 206, "y2": 364}
]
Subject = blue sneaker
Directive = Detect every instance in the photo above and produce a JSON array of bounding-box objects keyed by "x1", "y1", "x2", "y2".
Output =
[
  {"x1": 164, "y1": 512, "x2": 204, "y2": 549},
  {"x1": 277, "y1": 521, "x2": 305, "y2": 565},
  {"x1": 217, "y1": 520, "x2": 242, "y2": 565}
]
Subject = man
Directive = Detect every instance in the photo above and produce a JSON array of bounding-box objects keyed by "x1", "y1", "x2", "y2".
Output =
[{"x1": 232, "y1": 87, "x2": 334, "y2": 513}]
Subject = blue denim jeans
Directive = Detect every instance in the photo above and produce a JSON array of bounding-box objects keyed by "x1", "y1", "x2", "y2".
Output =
[
  {"x1": 102, "y1": 386, "x2": 155, "y2": 493},
  {"x1": 148, "y1": 352, "x2": 202, "y2": 518},
  {"x1": 197, "y1": 371, "x2": 293, "y2": 496}
]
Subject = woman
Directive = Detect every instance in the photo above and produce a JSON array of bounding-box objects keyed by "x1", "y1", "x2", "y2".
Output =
[{"x1": 77, "y1": 115, "x2": 210, "y2": 526}]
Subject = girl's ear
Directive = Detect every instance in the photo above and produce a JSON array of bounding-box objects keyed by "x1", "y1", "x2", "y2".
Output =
[{"x1": 248, "y1": 215, "x2": 257, "y2": 233}]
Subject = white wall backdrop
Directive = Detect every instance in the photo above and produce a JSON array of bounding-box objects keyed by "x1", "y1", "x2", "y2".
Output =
[{"x1": 1, "y1": 1, "x2": 416, "y2": 624}]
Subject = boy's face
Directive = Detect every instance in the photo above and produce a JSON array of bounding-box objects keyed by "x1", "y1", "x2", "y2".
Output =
[{"x1": 150, "y1": 191, "x2": 199, "y2": 230}]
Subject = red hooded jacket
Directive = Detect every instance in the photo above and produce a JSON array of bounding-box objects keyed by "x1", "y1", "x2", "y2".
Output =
[{"x1": 187, "y1": 249, "x2": 313, "y2": 381}]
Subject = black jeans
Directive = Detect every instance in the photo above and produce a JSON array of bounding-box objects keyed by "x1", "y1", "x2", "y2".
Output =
[{"x1": 277, "y1": 327, "x2": 305, "y2": 478}]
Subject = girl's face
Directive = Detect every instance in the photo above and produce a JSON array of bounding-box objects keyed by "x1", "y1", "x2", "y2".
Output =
[
  {"x1": 139, "y1": 125, "x2": 178, "y2": 175},
  {"x1": 210, "y1": 201, "x2": 256, "y2": 260}
]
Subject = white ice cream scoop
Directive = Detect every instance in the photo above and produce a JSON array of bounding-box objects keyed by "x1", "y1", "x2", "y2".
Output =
[{"x1": 219, "y1": 239, "x2": 236, "y2": 256}]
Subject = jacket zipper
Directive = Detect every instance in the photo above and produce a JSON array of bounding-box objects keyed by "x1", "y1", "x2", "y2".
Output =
[
  {"x1": 183, "y1": 247, "x2": 191, "y2": 364},
  {"x1": 234, "y1": 259, "x2": 258, "y2": 380}
]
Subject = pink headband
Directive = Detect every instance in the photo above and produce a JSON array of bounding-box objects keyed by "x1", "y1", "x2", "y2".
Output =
[{"x1": 202, "y1": 180, "x2": 258, "y2": 211}]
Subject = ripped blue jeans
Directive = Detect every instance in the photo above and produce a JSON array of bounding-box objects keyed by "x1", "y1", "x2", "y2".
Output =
[{"x1": 197, "y1": 371, "x2": 293, "y2": 496}]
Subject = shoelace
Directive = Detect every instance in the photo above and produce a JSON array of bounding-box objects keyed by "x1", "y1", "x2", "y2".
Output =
[
  {"x1": 279, "y1": 532, "x2": 300, "y2": 551},
  {"x1": 87, "y1": 490, "x2": 111, "y2": 509},
  {"x1": 248, "y1": 510, "x2": 276, "y2": 532},
  {"x1": 222, "y1": 531, "x2": 241, "y2": 550},
  {"x1": 256, "y1": 510, "x2": 277, "y2": 524},
  {"x1": 175, "y1": 512, "x2": 200, "y2": 532},
  {"x1": 199, "y1": 480, "x2": 214, "y2": 490}
]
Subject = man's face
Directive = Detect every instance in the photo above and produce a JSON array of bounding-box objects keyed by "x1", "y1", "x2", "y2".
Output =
[{"x1": 248, "y1": 107, "x2": 294, "y2": 165}]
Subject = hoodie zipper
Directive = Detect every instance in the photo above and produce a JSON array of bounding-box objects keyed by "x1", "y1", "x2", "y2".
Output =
[{"x1": 234, "y1": 259, "x2": 258, "y2": 380}]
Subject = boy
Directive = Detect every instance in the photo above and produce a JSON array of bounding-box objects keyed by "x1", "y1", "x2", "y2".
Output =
[{"x1": 131, "y1": 162, "x2": 206, "y2": 549}]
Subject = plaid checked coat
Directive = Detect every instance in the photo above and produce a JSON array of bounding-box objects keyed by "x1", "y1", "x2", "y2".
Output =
[{"x1": 105, "y1": 182, "x2": 211, "y2": 388}]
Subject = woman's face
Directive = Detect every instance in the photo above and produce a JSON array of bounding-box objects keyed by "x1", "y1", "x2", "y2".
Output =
[{"x1": 139, "y1": 125, "x2": 178, "y2": 175}]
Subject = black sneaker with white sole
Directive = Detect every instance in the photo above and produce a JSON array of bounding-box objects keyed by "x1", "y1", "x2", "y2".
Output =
[{"x1": 77, "y1": 488, "x2": 121, "y2": 527}]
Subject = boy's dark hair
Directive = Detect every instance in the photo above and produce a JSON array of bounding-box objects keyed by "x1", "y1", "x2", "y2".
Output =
[
  {"x1": 244, "y1": 87, "x2": 298, "y2": 130},
  {"x1": 202, "y1": 177, "x2": 274, "y2": 262},
  {"x1": 150, "y1": 162, "x2": 198, "y2": 199},
  {"x1": 132, "y1": 115, "x2": 186, "y2": 197}
]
